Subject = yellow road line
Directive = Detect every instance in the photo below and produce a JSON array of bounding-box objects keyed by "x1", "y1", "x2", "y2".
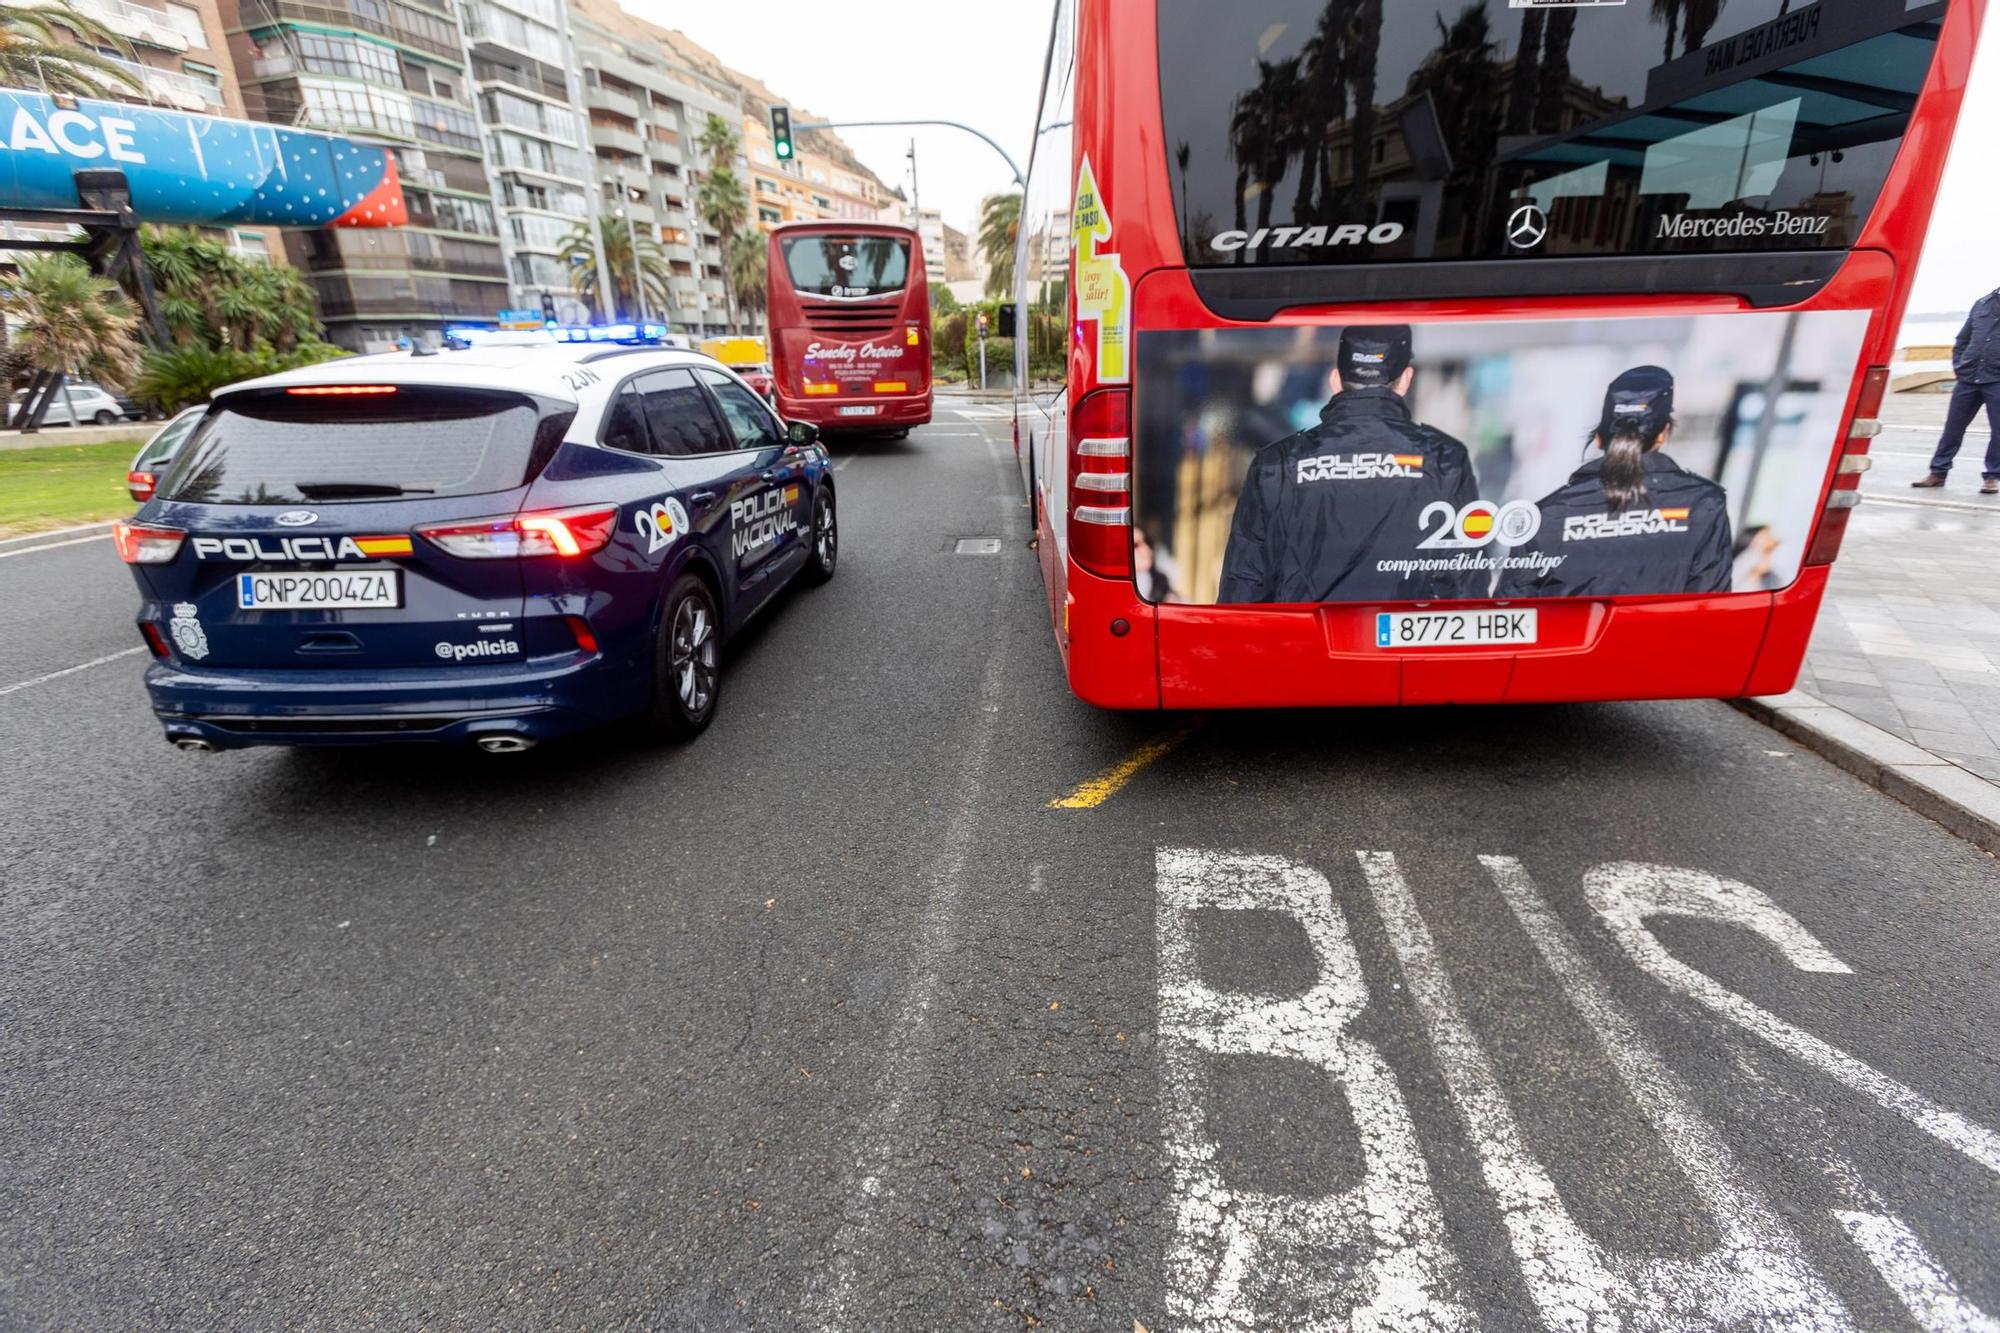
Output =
[{"x1": 1048, "y1": 724, "x2": 1197, "y2": 810}]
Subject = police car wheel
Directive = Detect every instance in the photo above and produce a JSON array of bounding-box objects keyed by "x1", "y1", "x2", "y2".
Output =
[
  {"x1": 650, "y1": 574, "x2": 720, "y2": 740},
  {"x1": 800, "y1": 488, "x2": 837, "y2": 586}
]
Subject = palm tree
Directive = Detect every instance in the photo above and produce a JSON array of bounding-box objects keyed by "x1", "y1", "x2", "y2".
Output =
[
  {"x1": 1504, "y1": 4, "x2": 1544, "y2": 133},
  {"x1": 1342, "y1": 0, "x2": 1383, "y2": 207},
  {"x1": 726, "y1": 232, "x2": 767, "y2": 332},
  {"x1": 558, "y1": 215, "x2": 670, "y2": 322},
  {"x1": 978, "y1": 192, "x2": 1021, "y2": 299},
  {"x1": 1532, "y1": 5, "x2": 1576, "y2": 134},
  {"x1": 132, "y1": 341, "x2": 344, "y2": 414},
  {"x1": 1651, "y1": 0, "x2": 1682, "y2": 62},
  {"x1": 1, "y1": 253, "x2": 141, "y2": 428},
  {"x1": 142, "y1": 227, "x2": 322, "y2": 355},
  {"x1": 690, "y1": 112, "x2": 751, "y2": 330},
  {"x1": 1680, "y1": 0, "x2": 1726, "y2": 54},
  {"x1": 0, "y1": 3, "x2": 141, "y2": 98}
]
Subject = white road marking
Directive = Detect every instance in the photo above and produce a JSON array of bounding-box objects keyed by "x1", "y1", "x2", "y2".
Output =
[
  {"x1": 0, "y1": 646, "x2": 147, "y2": 697},
  {"x1": 1156, "y1": 848, "x2": 1474, "y2": 1332},
  {"x1": 1835, "y1": 1211, "x2": 2000, "y2": 1332},
  {"x1": 1584, "y1": 863, "x2": 2000, "y2": 1176},
  {"x1": 1466, "y1": 854, "x2": 1851, "y2": 1329},
  {"x1": 0, "y1": 531, "x2": 114, "y2": 559}
]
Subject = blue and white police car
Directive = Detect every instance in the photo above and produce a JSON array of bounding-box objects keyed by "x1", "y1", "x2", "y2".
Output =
[{"x1": 114, "y1": 327, "x2": 837, "y2": 751}]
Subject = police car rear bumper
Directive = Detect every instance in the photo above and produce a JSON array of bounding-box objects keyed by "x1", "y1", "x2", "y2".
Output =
[{"x1": 143, "y1": 651, "x2": 632, "y2": 749}]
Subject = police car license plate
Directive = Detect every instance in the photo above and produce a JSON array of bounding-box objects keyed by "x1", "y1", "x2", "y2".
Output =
[
  {"x1": 1377, "y1": 609, "x2": 1536, "y2": 648},
  {"x1": 237, "y1": 570, "x2": 401, "y2": 611},
  {"x1": 837, "y1": 405, "x2": 878, "y2": 416}
]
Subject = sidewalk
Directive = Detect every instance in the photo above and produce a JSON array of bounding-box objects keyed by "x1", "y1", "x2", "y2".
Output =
[{"x1": 1747, "y1": 387, "x2": 2000, "y2": 850}]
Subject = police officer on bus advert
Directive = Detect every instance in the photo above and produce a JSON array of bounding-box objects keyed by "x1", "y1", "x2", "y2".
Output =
[
  {"x1": 1218, "y1": 325, "x2": 1481, "y2": 604},
  {"x1": 1913, "y1": 284, "x2": 2000, "y2": 493},
  {"x1": 1498, "y1": 365, "x2": 1734, "y2": 599}
]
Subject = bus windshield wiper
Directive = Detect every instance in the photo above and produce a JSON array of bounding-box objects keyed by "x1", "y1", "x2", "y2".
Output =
[{"x1": 291, "y1": 481, "x2": 435, "y2": 498}]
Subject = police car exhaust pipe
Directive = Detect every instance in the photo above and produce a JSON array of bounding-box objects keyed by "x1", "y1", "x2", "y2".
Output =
[
  {"x1": 172, "y1": 737, "x2": 215, "y2": 753},
  {"x1": 476, "y1": 736, "x2": 536, "y2": 754}
]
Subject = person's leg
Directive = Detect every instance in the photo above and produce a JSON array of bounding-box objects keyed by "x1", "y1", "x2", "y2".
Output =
[
  {"x1": 1979, "y1": 381, "x2": 2000, "y2": 483},
  {"x1": 1924, "y1": 377, "x2": 1985, "y2": 477}
]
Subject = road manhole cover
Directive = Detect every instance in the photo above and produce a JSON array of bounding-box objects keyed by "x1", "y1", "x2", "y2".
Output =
[{"x1": 955, "y1": 538, "x2": 1003, "y2": 555}]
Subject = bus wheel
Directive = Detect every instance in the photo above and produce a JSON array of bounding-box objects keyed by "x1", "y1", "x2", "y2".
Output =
[
  {"x1": 800, "y1": 487, "x2": 837, "y2": 586},
  {"x1": 647, "y1": 574, "x2": 720, "y2": 741}
]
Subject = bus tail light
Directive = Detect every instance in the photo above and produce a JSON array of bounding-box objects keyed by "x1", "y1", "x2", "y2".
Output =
[
  {"x1": 1069, "y1": 388, "x2": 1131, "y2": 578},
  {"x1": 418, "y1": 505, "x2": 619, "y2": 559},
  {"x1": 1806, "y1": 366, "x2": 1888, "y2": 567},
  {"x1": 113, "y1": 521, "x2": 184, "y2": 564}
]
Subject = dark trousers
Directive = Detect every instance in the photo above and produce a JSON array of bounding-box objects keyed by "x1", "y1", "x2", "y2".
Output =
[{"x1": 1927, "y1": 377, "x2": 2000, "y2": 478}]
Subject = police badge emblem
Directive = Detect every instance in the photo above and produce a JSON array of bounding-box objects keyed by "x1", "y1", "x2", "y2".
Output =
[{"x1": 169, "y1": 602, "x2": 209, "y2": 661}]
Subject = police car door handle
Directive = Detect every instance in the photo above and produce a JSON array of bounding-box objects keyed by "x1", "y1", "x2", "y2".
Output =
[
  {"x1": 760, "y1": 470, "x2": 778, "y2": 482},
  {"x1": 689, "y1": 490, "x2": 718, "y2": 506}
]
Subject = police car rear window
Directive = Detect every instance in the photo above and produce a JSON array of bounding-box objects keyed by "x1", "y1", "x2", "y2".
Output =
[
  {"x1": 1159, "y1": 0, "x2": 1943, "y2": 267},
  {"x1": 157, "y1": 386, "x2": 554, "y2": 505}
]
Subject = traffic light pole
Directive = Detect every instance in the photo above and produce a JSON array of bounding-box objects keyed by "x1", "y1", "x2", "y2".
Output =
[{"x1": 790, "y1": 118, "x2": 1025, "y2": 190}]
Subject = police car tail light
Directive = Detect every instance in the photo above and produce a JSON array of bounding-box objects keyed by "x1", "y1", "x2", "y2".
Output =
[
  {"x1": 127, "y1": 470, "x2": 157, "y2": 503},
  {"x1": 1069, "y1": 388, "x2": 1132, "y2": 578},
  {"x1": 284, "y1": 385, "x2": 399, "y2": 396},
  {"x1": 138, "y1": 621, "x2": 171, "y2": 659},
  {"x1": 418, "y1": 505, "x2": 619, "y2": 559},
  {"x1": 1807, "y1": 366, "x2": 1889, "y2": 567},
  {"x1": 113, "y1": 521, "x2": 184, "y2": 564},
  {"x1": 564, "y1": 614, "x2": 600, "y2": 654}
]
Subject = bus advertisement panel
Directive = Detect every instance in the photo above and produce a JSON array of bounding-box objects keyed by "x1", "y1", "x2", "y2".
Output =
[
  {"x1": 768, "y1": 223, "x2": 932, "y2": 433},
  {"x1": 1132, "y1": 311, "x2": 1871, "y2": 607}
]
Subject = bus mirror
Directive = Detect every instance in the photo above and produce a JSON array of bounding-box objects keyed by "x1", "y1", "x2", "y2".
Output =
[
  {"x1": 787, "y1": 419, "x2": 820, "y2": 446},
  {"x1": 996, "y1": 303, "x2": 1018, "y2": 338}
]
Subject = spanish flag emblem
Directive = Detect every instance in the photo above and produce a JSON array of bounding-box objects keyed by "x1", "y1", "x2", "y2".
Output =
[
  {"x1": 354, "y1": 535, "x2": 414, "y2": 558},
  {"x1": 783, "y1": 484, "x2": 801, "y2": 504},
  {"x1": 1391, "y1": 454, "x2": 1424, "y2": 469},
  {"x1": 1659, "y1": 508, "x2": 1690, "y2": 521}
]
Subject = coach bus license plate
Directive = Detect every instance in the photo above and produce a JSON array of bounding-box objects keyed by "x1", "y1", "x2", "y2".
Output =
[
  {"x1": 837, "y1": 405, "x2": 878, "y2": 416},
  {"x1": 1377, "y1": 609, "x2": 1536, "y2": 649},
  {"x1": 237, "y1": 570, "x2": 401, "y2": 611}
]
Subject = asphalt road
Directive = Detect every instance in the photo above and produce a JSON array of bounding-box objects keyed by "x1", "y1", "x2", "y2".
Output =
[{"x1": 3, "y1": 405, "x2": 1996, "y2": 1331}]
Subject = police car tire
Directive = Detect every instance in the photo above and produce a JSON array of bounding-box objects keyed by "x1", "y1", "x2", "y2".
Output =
[
  {"x1": 800, "y1": 488, "x2": 837, "y2": 586},
  {"x1": 648, "y1": 574, "x2": 720, "y2": 741}
]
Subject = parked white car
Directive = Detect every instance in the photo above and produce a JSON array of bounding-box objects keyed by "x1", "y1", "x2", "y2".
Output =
[{"x1": 9, "y1": 382, "x2": 128, "y2": 426}]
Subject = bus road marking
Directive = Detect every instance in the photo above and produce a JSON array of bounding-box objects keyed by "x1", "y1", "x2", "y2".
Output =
[
  {"x1": 1156, "y1": 848, "x2": 1475, "y2": 1331},
  {"x1": 1048, "y1": 724, "x2": 1196, "y2": 810},
  {"x1": 1835, "y1": 1209, "x2": 1999, "y2": 1332},
  {"x1": 1584, "y1": 862, "x2": 2000, "y2": 1177}
]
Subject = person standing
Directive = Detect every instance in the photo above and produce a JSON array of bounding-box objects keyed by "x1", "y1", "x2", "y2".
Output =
[
  {"x1": 1218, "y1": 325, "x2": 1481, "y2": 604},
  {"x1": 1914, "y1": 286, "x2": 2000, "y2": 493},
  {"x1": 1497, "y1": 366, "x2": 1734, "y2": 598}
]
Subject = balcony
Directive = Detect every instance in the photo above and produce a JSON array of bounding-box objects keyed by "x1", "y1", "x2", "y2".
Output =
[
  {"x1": 585, "y1": 84, "x2": 639, "y2": 119},
  {"x1": 251, "y1": 0, "x2": 460, "y2": 60},
  {"x1": 590, "y1": 124, "x2": 645, "y2": 158},
  {"x1": 105, "y1": 55, "x2": 221, "y2": 109},
  {"x1": 646, "y1": 137, "x2": 681, "y2": 168},
  {"x1": 74, "y1": 0, "x2": 193, "y2": 51},
  {"x1": 609, "y1": 199, "x2": 656, "y2": 228}
]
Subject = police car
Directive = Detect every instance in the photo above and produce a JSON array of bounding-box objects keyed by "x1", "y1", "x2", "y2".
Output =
[{"x1": 113, "y1": 327, "x2": 836, "y2": 751}]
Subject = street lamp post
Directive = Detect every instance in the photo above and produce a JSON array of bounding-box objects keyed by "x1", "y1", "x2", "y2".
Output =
[{"x1": 607, "y1": 174, "x2": 651, "y2": 324}]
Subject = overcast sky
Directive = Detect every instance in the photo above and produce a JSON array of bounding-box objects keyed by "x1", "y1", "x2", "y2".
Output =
[
  {"x1": 624, "y1": 0, "x2": 1054, "y2": 237},
  {"x1": 630, "y1": 1, "x2": 1994, "y2": 318}
]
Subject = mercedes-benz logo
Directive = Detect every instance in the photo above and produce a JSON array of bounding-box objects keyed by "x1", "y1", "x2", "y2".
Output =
[{"x1": 1506, "y1": 204, "x2": 1549, "y2": 251}]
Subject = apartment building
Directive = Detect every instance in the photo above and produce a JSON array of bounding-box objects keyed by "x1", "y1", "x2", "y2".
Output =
[
  {"x1": 223, "y1": 0, "x2": 509, "y2": 350},
  {"x1": 742, "y1": 111, "x2": 890, "y2": 232}
]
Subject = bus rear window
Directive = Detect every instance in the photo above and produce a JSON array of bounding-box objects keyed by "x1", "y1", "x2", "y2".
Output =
[
  {"x1": 1158, "y1": 0, "x2": 1945, "y2": 266},
  {"x1": 158, "y1": 386, "x2": 553, "y2": 505},
  {"x1": 780, "y1": 235, "x2": 910, "y2": 298}
]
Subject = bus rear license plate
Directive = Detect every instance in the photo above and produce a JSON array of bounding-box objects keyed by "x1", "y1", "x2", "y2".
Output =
[
  {"x1": 238, "y1": 570, "x2": 402, "y2": 611},
  {"x1": 1376, "y1": 610, "x2": 1536, "y2": 648},
  {"x1": 837, "y1": 405, "x2": 878, "y2": 417}
]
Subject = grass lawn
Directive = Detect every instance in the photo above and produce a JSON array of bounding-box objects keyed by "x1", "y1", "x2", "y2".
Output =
[{"x1": 0, "y1": 440, "x2": 144, "y2": 539}]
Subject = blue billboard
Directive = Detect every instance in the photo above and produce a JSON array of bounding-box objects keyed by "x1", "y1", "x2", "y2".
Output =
[{"x1": 0, "y1": 89, "x2": 406, "y2": 227}]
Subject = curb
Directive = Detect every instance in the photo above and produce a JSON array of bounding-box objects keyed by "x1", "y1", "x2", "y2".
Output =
[
  {"x1": 1733, "y1": 692, "x2": 2000, "y2": 855},
  {"x1": 0, "y1": 519, "x2": 119, "y2": 553}
]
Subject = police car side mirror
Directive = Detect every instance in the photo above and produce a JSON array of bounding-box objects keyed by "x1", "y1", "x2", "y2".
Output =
[{"x1": 787, "y1": 419, "x2": 820, "y2": 446}]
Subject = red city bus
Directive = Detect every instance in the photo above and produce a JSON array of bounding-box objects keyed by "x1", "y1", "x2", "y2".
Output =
[
  {"x1": 767, "y1": 221, "x2": 932, "y2": 434},
  {"x1": 1011, "y1": 0, "x2": 1984, "y2": 709}
]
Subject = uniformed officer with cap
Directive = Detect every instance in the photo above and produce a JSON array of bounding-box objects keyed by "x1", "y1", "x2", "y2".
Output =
[
  {"x1": 1497, "y1": 365, "x2": 1734, "y2": 598},
  {"x1": 1218, "y1": 325, "x2": 1481, "y2": 603}
]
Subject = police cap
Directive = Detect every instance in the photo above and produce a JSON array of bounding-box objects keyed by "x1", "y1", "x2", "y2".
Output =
[
  {"x1": 1599, "y1": 365, "x2": 1675, "y2": 439},
  {"x1": 1337, "y1": 325, "x2": 1413, "y2": 387}
]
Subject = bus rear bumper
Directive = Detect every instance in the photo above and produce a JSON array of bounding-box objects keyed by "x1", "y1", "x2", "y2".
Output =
[
  {"x1": 1061, "y1": 559, "x2": 1832, "y2": 708},
  {"x1": 779, "y1": 391, "x2": 932, "y2": 431}
]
